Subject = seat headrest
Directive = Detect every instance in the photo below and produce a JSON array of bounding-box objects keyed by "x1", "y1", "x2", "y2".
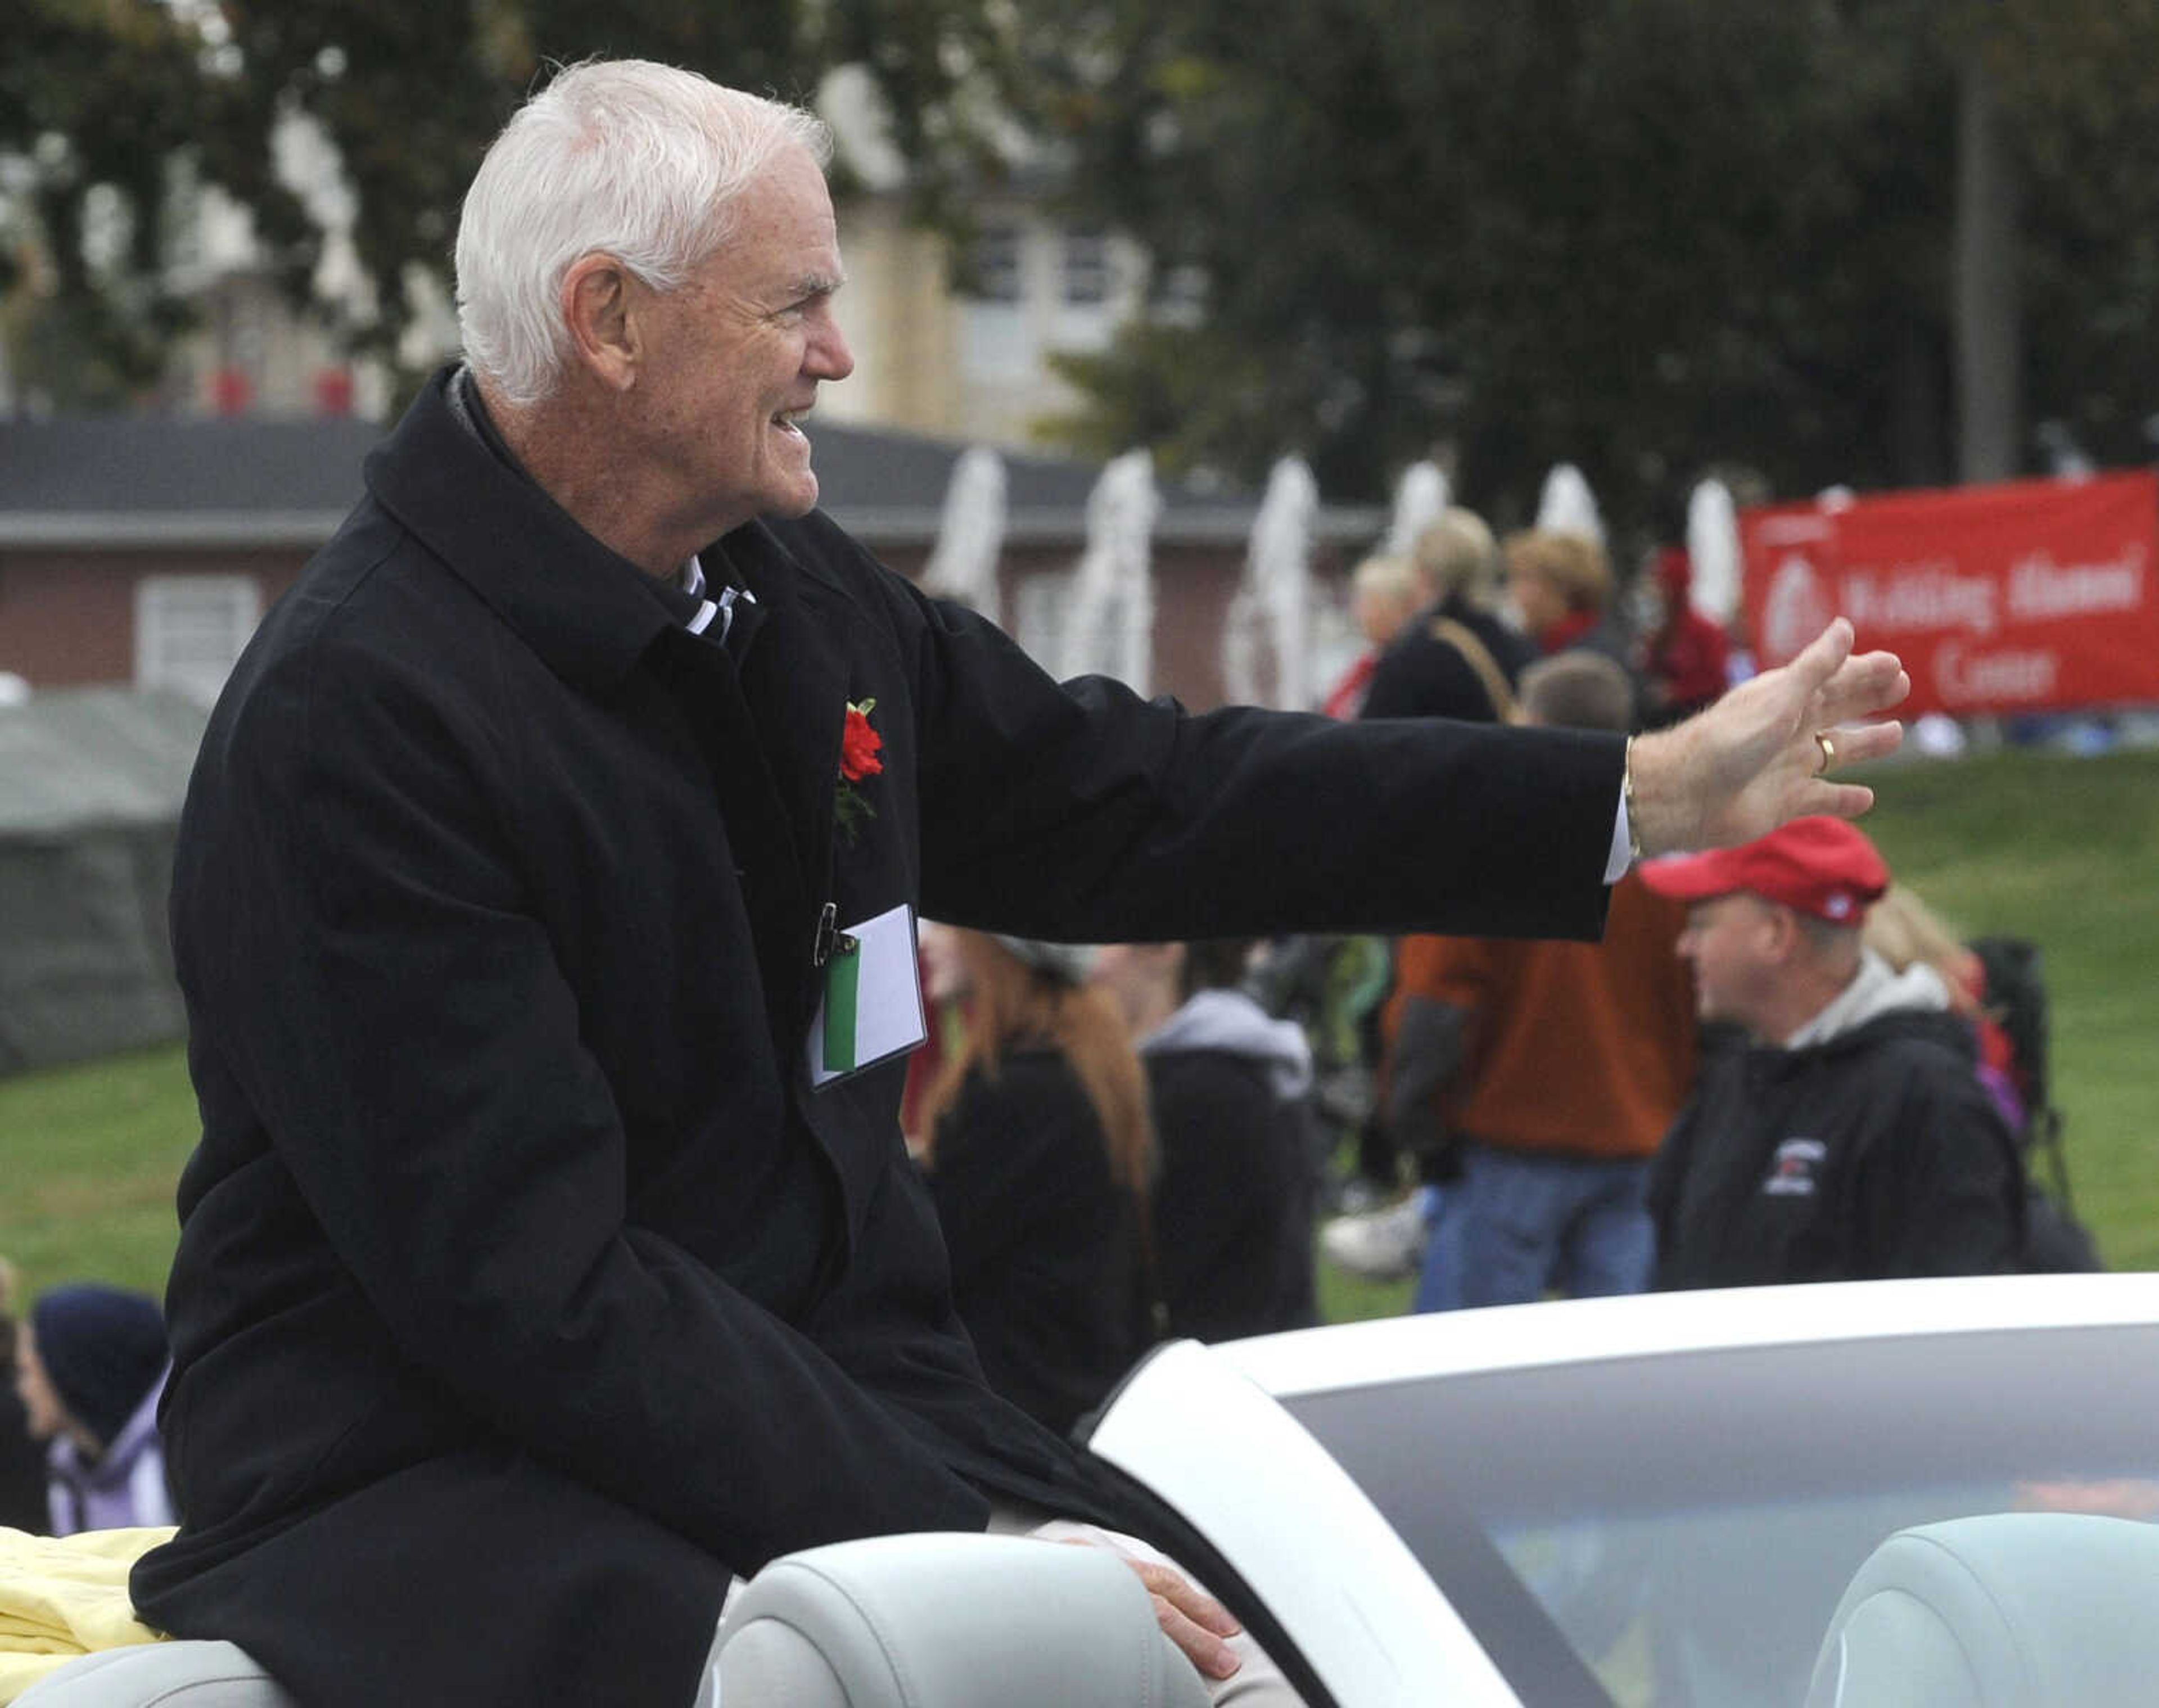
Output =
[
  {"x1": 1806, "y1": 1512, "x2": 2159, "y2": 1708},
  {"x1": 710, "y1": 1531, "x2": 1213, "y2": 1708}
]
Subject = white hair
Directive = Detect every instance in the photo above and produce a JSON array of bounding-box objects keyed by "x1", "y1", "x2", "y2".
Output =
[{"x1": 455, "y1": 59, "x2": 833, "y2": 408}]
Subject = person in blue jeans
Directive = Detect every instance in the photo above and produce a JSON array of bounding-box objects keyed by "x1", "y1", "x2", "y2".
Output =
[
  {"x1": 1414, "y1": 1146, "x2": 1664, "y2": 1311},
  {"x1": 1383, "y1": 654, "x2": 1700, "y2": 1312}
]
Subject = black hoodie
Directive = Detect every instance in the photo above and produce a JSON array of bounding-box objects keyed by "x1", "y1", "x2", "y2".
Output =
[{"x1": 1650, "y1": 999, "x2": 2025, "y2": 1290}]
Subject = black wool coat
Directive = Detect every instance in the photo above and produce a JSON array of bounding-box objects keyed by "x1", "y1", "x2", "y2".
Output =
[{"x1": 134, "y1": 367, "x2": 1623, "y2": 1708}]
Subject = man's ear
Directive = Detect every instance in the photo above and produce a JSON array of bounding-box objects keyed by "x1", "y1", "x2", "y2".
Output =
[
  {"x1": 561, "y1": 254, "x2": 640, "y2": 392},
  {"x1": 1764, "y1": 904, "x2": 1807, "y2": 965}
]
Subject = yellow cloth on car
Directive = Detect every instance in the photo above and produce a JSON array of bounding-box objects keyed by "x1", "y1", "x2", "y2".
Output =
[{"x1": 0, "y1": 1526, "x2": 173, "y2": 1704}]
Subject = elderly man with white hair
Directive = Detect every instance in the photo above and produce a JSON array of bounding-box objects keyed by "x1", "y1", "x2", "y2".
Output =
[{"x1": 129, "y1": 57, "x2": 1906, "y2": 1708}]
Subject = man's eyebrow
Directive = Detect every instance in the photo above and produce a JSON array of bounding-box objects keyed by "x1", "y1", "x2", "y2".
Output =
[{"x1": 789, "y1": 269, "x2": 846, "y2": 299}]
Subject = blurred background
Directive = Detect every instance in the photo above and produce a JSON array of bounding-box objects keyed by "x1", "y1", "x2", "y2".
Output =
[{"x1": 2, "y1": 0, "x2": 2156, "y2": 1311}]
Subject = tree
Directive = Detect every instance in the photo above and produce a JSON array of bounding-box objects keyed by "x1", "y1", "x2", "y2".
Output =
[
  {"x1": 1971, "y1": 0, "x2": 2159, "y2": 473},
  {"x1": 1, "y1": 0, "x2": 913, "y2": 408},
  {"x1": 952, "y1": 0, "x2": 2159, "y2": 535},
  {"x1": 2, "y1": 0, "x2": 227, "y2": 406},
  {"x1": 15, "y1": 0, "x2": 2159, "y2": 523}
]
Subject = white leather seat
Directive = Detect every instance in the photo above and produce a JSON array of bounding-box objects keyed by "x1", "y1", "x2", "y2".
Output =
[
  {"x1": 1806, "y1": 1511, "x2": 2159, "y2": 1708},
  {"x1": 11, "y1": 1640, "x2": 291, "y2": 1708},
  {"x1": 15, "y1": 1532, "x2": 1210, "y2": 1708},
  {"x1": 706, "y1": 1531, "x2": 1213, "y2": 1708}
]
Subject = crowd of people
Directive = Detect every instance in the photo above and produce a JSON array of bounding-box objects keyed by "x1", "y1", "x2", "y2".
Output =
[{"x1": 1315, "y1": 509, "x2": 2061, "y2": 1311}]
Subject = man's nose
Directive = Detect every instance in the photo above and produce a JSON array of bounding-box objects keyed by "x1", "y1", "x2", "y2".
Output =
[{"x1": 809, "y1": 313, "x2": 854, "y2": 382}]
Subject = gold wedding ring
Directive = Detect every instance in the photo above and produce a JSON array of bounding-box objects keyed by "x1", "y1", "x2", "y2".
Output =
[{"x1": 1814, "y1": 731, "x2": 1837, "y2": 775}]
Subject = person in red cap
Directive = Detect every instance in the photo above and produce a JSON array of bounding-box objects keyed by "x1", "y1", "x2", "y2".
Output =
[{"x1": 1639, "y1": 818, "x2": 2026, "y2": 1289}]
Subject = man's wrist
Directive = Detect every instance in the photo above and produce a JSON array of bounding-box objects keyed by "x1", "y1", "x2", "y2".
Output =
[{"x1": 1625, "y1": 726, "x2": 1695, "y2": 859}]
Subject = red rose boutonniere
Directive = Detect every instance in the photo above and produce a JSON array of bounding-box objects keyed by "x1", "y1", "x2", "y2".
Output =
[{"x1": 835, "y1": 698, "x2": 884, "y2": 845}]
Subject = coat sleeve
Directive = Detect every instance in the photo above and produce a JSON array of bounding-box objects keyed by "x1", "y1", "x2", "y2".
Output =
[
  {"x1": 1388, "y1": 933, "x2": 1496, "y2": 1021},
  {"x1": 889, "y1": 582, "x2": 1621, "y2": 945},
  {"x1": 191, "y1": 636, "x2": 990, "y2": 1571}
]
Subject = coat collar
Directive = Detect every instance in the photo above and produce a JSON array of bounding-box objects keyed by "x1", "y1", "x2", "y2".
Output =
[
  {"x1": 369, "y1": 364, "x2": 872, "y2": 889},
  {"x1": 363, "y1": 367, "x2": 681, "y2": 697}
]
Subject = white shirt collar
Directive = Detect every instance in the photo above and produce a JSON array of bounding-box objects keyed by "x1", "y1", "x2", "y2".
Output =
[{"x1": 678, "y1": 552, "x2": 754, "y2": 640}]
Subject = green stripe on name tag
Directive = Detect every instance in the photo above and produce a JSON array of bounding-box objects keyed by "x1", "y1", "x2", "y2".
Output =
[{"x1": 823, "y1": 947, "x2": 862, "y2": 1073}]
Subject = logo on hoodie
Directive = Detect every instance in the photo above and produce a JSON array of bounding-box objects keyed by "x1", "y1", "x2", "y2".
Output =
[{"x1": 1762, "y1": 1137, "x2": 1828, "y2": 1198}]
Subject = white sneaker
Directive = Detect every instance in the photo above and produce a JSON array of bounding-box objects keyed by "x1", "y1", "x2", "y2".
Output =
[{"x1": 1320, "y1": 1195, "x2": 1428, "y2": 1280}]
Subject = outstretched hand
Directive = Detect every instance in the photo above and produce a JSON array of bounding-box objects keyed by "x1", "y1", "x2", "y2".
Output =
[{"x1": 1628, "y1": 618, "x2": 1908, "y2": 858}]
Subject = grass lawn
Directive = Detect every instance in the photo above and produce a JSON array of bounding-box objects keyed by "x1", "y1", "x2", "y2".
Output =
[
  {"x1": 3, "y1": 744, "x2": 2155, "y2": 1313},
  {"x1": 0, "y1": 1042, "x2": 196, "y2": 1301}
]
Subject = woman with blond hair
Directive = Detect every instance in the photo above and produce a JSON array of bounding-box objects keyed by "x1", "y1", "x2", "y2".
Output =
[
  {"x1": 1321, "y1": 552, "x2": 1423, "y2": 719},
  {"x1": 1505, "y1": 528, "x2": 1624, "y2": 657},
  {"x1": 1864, "y1": 885, "x2": 2025, "y2": 1135},
  {"x1": 914, "y1": 926, "x2": 1158, "y2": 1435},
  {"x1": 1362, "y1": 507, "x2": 1535, "y2": 724}
]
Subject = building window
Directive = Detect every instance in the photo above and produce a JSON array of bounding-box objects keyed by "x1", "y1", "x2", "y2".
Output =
[
  {"x1": 1062, "y1": 229, "x2": 1111, "y2": 306},
  {"x1": 135, "y1": 575, "x2": 260, "y2": 705},
  {"x1": 964, "y1": 222, "x2": 1023, "y2": 304}
]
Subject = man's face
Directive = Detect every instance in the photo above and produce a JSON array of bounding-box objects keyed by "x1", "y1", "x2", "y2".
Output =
[
  {"x1": 1675, "y1": 891, "x2": 1784, "y2": 1034},
  {"x1": 630, "y1": 143, "x2": 854, "y2": 541}
]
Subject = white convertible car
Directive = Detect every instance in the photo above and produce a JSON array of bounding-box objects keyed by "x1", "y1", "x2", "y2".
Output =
[
  {"x1": 24, "y1": 1272, "x2": 2159, "y2": 1706},
  {"x1": 1084, "y1": 1270, "x2": 2159, "y2": 1707}
]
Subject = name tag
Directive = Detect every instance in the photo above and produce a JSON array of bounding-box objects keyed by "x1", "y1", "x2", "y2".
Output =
[{"x1": 807, "y1": 902, "x2": 929, "y2": 1088}]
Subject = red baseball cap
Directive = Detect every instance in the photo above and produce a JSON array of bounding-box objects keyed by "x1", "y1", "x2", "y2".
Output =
[{"x1": 1638, "y1": 816, "x2": 1890, "y2": 924}]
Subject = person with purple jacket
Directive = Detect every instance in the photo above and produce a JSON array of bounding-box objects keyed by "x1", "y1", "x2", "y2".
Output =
[{"x1": 13, "y1": 1284, "x2": 172, "y2": 1535}]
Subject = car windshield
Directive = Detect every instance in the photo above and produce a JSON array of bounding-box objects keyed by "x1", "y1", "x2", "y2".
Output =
[{"x1": 1282, "y1": 1324, "x2": 2159, "y2": 1707}]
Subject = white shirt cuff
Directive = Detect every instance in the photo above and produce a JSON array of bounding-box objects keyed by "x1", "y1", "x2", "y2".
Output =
[{"x1": 1605, "y1": 796, "x2": 1633, "y2": 884}]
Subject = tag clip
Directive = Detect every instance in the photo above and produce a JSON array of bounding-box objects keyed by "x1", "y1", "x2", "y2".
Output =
[{"x1": 812, "y1": 902, "x2": 859, "y2": 968}]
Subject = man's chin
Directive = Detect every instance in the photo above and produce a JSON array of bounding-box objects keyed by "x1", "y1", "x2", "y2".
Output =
[{"x1": 763, "y1": 471, "x2": 820, "y2": 520}]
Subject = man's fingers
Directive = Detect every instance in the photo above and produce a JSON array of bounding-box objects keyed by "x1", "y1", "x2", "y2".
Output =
[
  {"x1": 1118, "y1": 1556, "x2": 1242, "y2": 1681},
  {"x1": 1812, "y1": 650, "x2": 1909, "y2": 728},
  {"x1": 1152, "y1": 1595, "x2": 1244, "y2": 1680},
  {"x1": 1062, "y1": 1543, "x2": 1243, "y2": 1682},
  {"x1": 1786, "y1": 617, "x2": 1857, "y2": 694},
  {"x1": 1818, "y1": 719, "x2": 1903, "y2": 771},
  {"x1": 1786, "y1": 719, "x2": 1898, "y2": 823},
  {"x1": 1800, "y1": 779, "x2": 1878, "y2": 821},
  {"x1": 1126, "y1": 1558, "x2": 1240, "y2": 1638}
]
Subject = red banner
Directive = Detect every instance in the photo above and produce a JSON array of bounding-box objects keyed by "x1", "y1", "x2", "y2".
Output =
[{"x1": 1739, "y1": 471, "x2": 2159, "y2": 717}]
